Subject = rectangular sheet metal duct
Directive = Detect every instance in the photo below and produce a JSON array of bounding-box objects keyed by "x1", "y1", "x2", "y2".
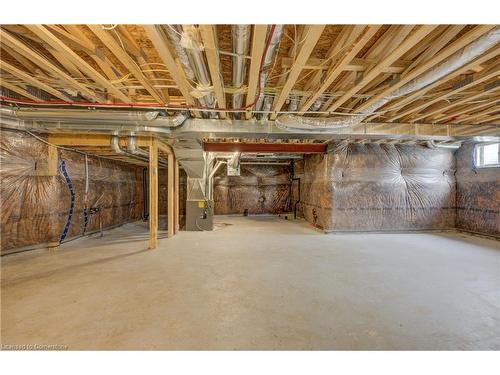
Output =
[{"x1": 202, "y1": 142, "x2": 326, "y2": 153}]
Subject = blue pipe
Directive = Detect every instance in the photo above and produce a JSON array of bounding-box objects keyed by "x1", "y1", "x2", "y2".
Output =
[{"x1": 59, "y1": 160, "x2": 75, "y2": 243}]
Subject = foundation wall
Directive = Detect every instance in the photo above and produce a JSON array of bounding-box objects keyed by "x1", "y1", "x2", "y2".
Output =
[
  {"x1": 213, "y1": 164, "x2": 292, "y2": 215},
  {"x1": 1, "y1": 129, "x2": 144, "y2": 253},
  {"x1": 456, "y1": 143, "x2": 500, "y2": 237},
  {"x1": 295, "y1": 143, "x2": 457, "y2": 232}
]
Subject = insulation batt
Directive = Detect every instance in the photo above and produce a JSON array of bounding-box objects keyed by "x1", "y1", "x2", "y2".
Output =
[
  {"x1": 213, "y1": 164, "x2": 292, "y2": 215},
  {"x1": 295, "y1": 143, "x2": 458, "y2": 232},
  {"x1": 456, "y1": 143, "x2": 500, "y2": 236},
  {"x1": 0, "y1": 129, "x2": 144, "y2": 253}
]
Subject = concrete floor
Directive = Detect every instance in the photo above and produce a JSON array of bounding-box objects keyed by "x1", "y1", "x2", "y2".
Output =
[{"x1": 1, "y1": 216, "x2": 499, "y2": 350}]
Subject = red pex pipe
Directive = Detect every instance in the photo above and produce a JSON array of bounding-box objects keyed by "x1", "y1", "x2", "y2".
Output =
[{"x1": 0, "y1": 25, "x2": 278, "y2": 113}]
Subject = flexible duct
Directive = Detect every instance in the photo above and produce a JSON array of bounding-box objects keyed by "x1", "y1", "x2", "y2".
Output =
[
  {"x1": 232, "y1": 25, "x2": 251, "y2": 114},
  {"x1": 277, "y1": 27, "x2": 500, "y2": 132},
  {"x1": 255, "y1": 25, "x2": 284, "y2": 116},
  {"x1": 169, "y1": 25, "x2": 216, "y2": 116},
  {"x1": 162, "y1": 25, "x2": 196, "y2": 81},
  {"x1": 288, "y1": 95, "x2": 299, "y2": 112}
]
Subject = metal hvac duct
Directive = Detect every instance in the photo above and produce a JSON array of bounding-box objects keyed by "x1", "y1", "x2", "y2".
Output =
[
  {"x1": 162, "y1": 25, "x2": 196, "y2": 81},
  {"x1": 232, "y1": 25, "x2": 251, "y2": 116},
  {"x1": 111, "y1": 135, "x2": 168, "y2": 167},
  {"x1": 255, "y1": 25, "x2": 284, "y2": 117},
  {"x1": 164, "y1": 25, "x2": 216, "y2": 116},
  {"x1": 0, "y1": 107, "x2": 188, "y2": 127},
  {"x1": 276, "y1": 27, "x2": 500, "y2": 132},
  {"x1": 111, "y1": 135, "x2": 148, "y2": 163}
]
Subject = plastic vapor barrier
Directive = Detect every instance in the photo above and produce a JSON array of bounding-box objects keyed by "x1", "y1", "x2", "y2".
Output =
[
  {"x1": 295, "y1": 143, "x2": 457, "y2": 232},
  {"x1": 1, "y1": 129, "x2": 144, "y2": 253},
  {"x1": 213, "y1": 164, "x2": 292, "y2": 215},
  {"x1": 456, "y1": 143, "x2": 500, "y2": 236}
]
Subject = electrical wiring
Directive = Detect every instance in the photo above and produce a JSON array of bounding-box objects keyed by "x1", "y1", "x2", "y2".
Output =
[
  {"x1": 139, "y1": 62, "x2": 169, "y2": 68},
  {"x1": 0, "y1": 25, "x2": 281, "y2": 114},
  {"x1": 166, "y1": 25, "x2": 183, "y2": 38},
  {"x1": 113, "y1": 29, "x2": 126, "y2": 51}
]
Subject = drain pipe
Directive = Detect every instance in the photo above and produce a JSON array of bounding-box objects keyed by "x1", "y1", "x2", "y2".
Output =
[
  {"x1": 276, "y1": 27, "x2": 500, "y2": 132},
  {"x1": 232, "y1": 25, "x2": 251, "y2": 117}
]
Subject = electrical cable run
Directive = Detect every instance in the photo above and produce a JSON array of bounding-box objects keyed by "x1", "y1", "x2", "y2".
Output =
[{"x1": 59, "y1": 160, "x2": 75, "y2": 243}]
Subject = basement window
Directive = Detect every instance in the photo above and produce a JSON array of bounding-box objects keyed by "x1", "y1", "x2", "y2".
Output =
[{"x1": 474, "y1": 143, "x2": 500, "y2": 168}]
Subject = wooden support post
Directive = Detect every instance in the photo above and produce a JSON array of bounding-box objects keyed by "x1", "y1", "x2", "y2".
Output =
[
  {"x1": 167, "y1": 153, "x2": 175, "y2": 238},
  {"x1": 149, "y1": 138, "x2": 158, "y2": 249},
  {"x1": 47, "y1": 144, "x2": 58, "y2": 176},
  {"x1": 174, "y1": 158, "x2": 180, "y2": 234}
]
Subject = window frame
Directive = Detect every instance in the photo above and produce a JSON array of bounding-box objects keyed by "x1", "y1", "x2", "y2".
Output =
[{"x1": 474, "y1": 142, "x2": 500, "y2": 169}]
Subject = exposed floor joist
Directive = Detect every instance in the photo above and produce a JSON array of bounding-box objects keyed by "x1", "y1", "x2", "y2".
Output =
[{"x1": 0, "y1": 24, "x2": 497, "y2": 132}]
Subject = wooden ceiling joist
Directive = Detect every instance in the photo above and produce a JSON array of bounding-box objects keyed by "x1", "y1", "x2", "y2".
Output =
[
  {"x1": 372, "y1": 47, "x2": 500, "y2": 122},
  {"x1": 1, "y1": 44, "x2": 39, "y2": 72},
  {"x1": 143, "y1": 25, "x2": 198, "y2": 109},
  {"x1": 26, "y1": 25, "x2": 131, "y2": 103},
  {"x1": 325, "y1": 25, "x2": 438, "y2": 114},
  {"x1": 88, "y1": 25, "x2": 165, "y2": 104},
  {"x1": 435, "y1": 101, "x2": 495, "y2": 122},
  {"x1": 269, "y1": 25, "x2": 326, "y2": 120},
  {"x1": 403, "y1": 25, "x2": 465, "y2": 73},
  {"x1": 476, "y1": 113, "x2": 500, "y2": 124},
  {"x1": 1, "y1": 81, "x2": 42, "y2": 101},
  {"x1": 455, "y1": 104, "x2": 500, "y2": 123},
  {"x1": 354, "y1": 25, "x2": 497, "y2": 115},
  {"x1": 0, "y1": 29, "x2": 102, "y2": 102},
  {"x1": 114, "y1": 26, "x2": 170, "y2": 102},
  {"x1": 298, "y1": 25, "x2": 361, "y2": 109},
  {"x1": 297, "y1": 25, "x2": 380, "y2": 115},
  {"x1": 411, "y1": 83, "x2": 500, "y2": 122},
  {"x1": 0, "y1": 24, "x2": 497, "y2": 130},
  {"x1": 63, "y1": 25, "x2": 125, "y2": 83},
  {"x1": 390, "y1": 68, "x2": 500, "y2": 122},
  {"x1": 245, "y1": 25, "x2": 268, "y2": 120},
  {"x1": 0, "y1": 60, "x2": 70, "y2": 101},
  {"x1": 199, "y1": 25, "x2": 227, "y2": 118}
]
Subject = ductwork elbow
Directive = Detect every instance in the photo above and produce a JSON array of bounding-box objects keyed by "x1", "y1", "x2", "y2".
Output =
[
  {"x1": 111, "y1": 135, "x2": 125, "y2": 154},
  {"x1": 228, "y1": 152, "x2": 241, "y2": 169},
  {"x1": 167, "y1": 112, "x2": 189, "y2": 127}
]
